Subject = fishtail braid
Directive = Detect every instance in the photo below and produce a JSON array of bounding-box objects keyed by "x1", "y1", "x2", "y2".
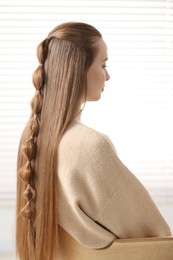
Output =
[{"x1": 18, "y1": 38, "x2": 50, "y2": 220}]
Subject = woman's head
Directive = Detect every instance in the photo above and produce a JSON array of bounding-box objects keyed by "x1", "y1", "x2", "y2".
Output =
[
  {"x1": 37, "y1": 22, "x2": 103, "y2": 120},
  {"x1": 43, "y1": 22, "x2": 110, "y2": 106},
  {"x1": 16, "y1": 22, "x2": 106, "y2": 260}
]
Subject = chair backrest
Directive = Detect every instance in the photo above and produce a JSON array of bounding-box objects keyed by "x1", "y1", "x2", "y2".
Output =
[{"x1": 58, "y1": 226, "x2": 173, "y2": 260}]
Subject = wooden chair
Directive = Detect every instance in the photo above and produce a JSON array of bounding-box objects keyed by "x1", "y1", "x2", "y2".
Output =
[{"x1": 58, "y1": 226, "x2": 173, "y2": 260}]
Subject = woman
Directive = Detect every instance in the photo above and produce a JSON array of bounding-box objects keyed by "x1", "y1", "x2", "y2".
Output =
[{"x1": 16, "y1": 22, "x2": 171, "y2": 260}]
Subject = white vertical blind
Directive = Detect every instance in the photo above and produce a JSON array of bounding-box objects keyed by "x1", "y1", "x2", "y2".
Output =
[{"x1": 0, "y1": 0, "x2": 173, "y2": 203}]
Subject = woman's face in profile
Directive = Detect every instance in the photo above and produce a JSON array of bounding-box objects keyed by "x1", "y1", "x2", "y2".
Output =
[{"x1": 86, "y1": 38, "x2": 110, "y2": 101}]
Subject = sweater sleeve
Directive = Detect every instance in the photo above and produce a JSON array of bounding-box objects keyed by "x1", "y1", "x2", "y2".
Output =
[
  {"x1": 92, "y1": 135, "x2": 172, "y2": 238},
  {"x1": 58, "y1": 126, "x2": 171, "y2": 249}
]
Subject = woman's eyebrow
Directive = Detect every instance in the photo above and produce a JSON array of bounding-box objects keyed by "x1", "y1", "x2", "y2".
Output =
[{"x1": 102, "y1": 57, "x2": 108, "y2": 62}]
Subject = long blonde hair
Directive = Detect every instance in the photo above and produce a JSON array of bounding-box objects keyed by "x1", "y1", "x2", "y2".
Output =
[{"x1": 16, "y1": 22, "x2": 102, "y2": 260}]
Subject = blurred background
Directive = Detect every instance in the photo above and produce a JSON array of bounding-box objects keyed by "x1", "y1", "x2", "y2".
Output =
[{"x1": 0, "y1": 0, "x2": 173, "y2": 259}]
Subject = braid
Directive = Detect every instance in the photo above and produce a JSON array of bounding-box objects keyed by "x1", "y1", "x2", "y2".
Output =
[{"x1": 18, "y1": 38, "x2": 49, "y2": 225}]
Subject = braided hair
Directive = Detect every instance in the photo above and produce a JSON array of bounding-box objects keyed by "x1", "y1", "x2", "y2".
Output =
[
  {"x1": 16, "y1": 22, "x2": 102, "y2": 260},
  {"x1": 19, "y1": 39, "x2": 49, "y2": 218},
  {"x1": 16, "y1": 38, "x2": 50, "y2": 259}
]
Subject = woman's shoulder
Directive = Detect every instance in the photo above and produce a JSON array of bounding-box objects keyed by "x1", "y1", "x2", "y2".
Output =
[{"x1": 61, "y1": 119, "x2": 115, "y2": 151}]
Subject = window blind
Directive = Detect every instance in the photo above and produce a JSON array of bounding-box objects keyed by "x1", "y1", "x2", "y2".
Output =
[{"x1": 0, "y1": 0, "x2": 173, "y2": 204}]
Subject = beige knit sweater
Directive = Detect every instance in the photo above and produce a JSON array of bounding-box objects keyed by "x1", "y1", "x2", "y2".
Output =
[{"x1": 58, "y1": 118, "x2": 171, "y2": 249}]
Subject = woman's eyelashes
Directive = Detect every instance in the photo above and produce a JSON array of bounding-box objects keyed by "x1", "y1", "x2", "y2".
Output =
[{"x1": 102, "y1": 64, "x2": 107, "y2": 68}]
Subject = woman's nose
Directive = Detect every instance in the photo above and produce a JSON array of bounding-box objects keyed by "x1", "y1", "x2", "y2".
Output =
[{"x1": 106, "y1": 70, "x2": 110, "y2": 81}]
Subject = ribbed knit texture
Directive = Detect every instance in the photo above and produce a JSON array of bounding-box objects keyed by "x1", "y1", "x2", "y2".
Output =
[{"x1": 58, "y1": 119, "x2": 171, "y2": 249}]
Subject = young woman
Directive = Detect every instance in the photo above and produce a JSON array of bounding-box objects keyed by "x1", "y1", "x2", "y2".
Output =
[{"x1": 16, "y1": 22, "x2": 171, "y2": 260}]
